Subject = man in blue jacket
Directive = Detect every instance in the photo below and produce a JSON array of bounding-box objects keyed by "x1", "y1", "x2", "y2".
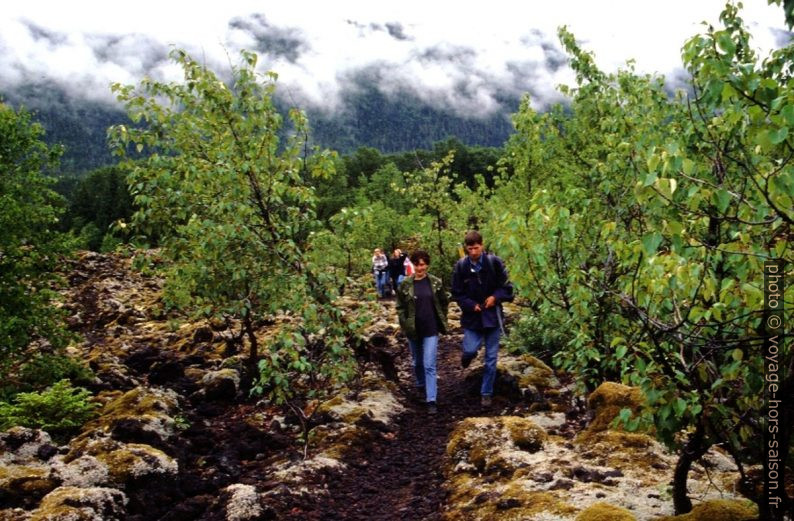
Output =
[{"x1": 451, "y1": 231, "x2": 514, "y2": 407}]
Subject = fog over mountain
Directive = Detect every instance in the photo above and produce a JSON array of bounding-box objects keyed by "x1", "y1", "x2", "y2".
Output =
[{"x1": 1, "y1": 1, "x2": 789, "y2": 171}]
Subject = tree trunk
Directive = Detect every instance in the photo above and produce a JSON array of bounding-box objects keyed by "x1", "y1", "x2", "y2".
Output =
[{"x1": 673, "y1": 422, "x2": 710, "y2": 515}]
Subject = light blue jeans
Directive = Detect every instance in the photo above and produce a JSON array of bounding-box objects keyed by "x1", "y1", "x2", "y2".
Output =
[
  {"x1": 462, "y1": 328, "x2": 501, "y2": 396},
  {"x1": 407, "y1": 335, "x2": 439, "y2": 402},
  {"x1": 373, "y1": 271, "x2": 388, "y2": 297}
]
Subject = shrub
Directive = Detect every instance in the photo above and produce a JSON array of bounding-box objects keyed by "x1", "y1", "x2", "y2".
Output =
[
  {"x1": 0, "y1": 380, "x2": 99, "y2": 439},
  {"x1": 504, "y1": 311, "x2": 572, "y2": 363}
]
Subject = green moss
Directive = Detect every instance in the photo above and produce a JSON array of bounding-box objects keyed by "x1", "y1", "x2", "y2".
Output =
[
  {"x1": 0, "y1": 464, "x2": 58, "y2": 499},
  {"x1": 30, "y1": 486, "x2": 127, "y2": 521},
  {"x1": 502, "y1": 416, "x2": 547, "y2": 452},
  {"x1": 573, "y1": 431, "x2": 666, "y2": 481},
  {"x1": 652, "y1": 499, "x2": 758, "y2": 521},
  {"x1": 317, "y1": 426, "x2": 373, "y2": 459},
  {"x1": 576, "y1": 502, "x2": 637, "y2": 521},
  {"x1": 498, "y1": 354, "x2": 559, "y2": 390},
  {"x1": 579, "y1": 382, "x2": 645, "y2": 442}
]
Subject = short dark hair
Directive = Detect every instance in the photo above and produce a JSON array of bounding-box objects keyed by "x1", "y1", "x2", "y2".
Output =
[
  {"x1": 409, "y1": 250, "x2": 430, "y2": 266},
  {"x1": 464, "y1": 230, "x2": 483, "y2": 246}
]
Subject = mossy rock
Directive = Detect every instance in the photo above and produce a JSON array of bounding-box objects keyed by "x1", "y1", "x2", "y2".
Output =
[
  {"x1": 0, "y1": 507, "x2": 31, "y2": 521},
  {"x1": 66, "y1": 438, "x2": 177, "y2": 485},
  {"x1": 652, "y1": 499, "x2": 758, "y2": 521},
  {"x1": 576, "y1": 502, "x2": 636, "y2": 521},
  {"x1": 315, "y1": 426, "x2": 375, "y2": 459},
  {"x1": 315, "y1": 390, "x2": 402, "y2": 427},
  {"x1": 580, "y1": 382, "x2": 644, "y2": 441},
  {"x1": 446, "y1": 417, "x2": 546, "y2": 479},
  {"x1": 502, "y1": 416, "x2": 547, "y2": 452},
  {"x1": 30, "y1": 486, "x2": 127, "y2": 521},
  {"x1": 77, "y1": 387, "x2": 179, "y2": 446},
  {"x1": 443, "y1": 486, "x2": 576, "y2": 521},
  {"x1": 574, "y1": 430, "x2": 664, "y2": 470},
  {"x1": 98, "y1": 387, "x2": 179, "y2": 418},
  {"x1": 512, "y1": 354, "x2": 559, "y2": 388},
  {"x1": 0, "y1": 464, "x2": 59, "y2": 505},
  {"x1": 98, "y1": 444, "x2": 177, "y2": 483},
  {"x1": 464, "y1": 354, "x2": 560, "y2": 400},
  {"x1": 447, "y1": 418, "x2": 499, "y2": 461}
]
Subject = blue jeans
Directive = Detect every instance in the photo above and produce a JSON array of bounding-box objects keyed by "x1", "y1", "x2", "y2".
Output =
[
  {"x1": 462, "y1": 328, "x2": 501, "y2": 396},
  {"x1": 373, "y1": 271, "x2": 388, "y2": 296},
  {"x1": 407, "y1": 335, "x2": 438, "y2": 402}
]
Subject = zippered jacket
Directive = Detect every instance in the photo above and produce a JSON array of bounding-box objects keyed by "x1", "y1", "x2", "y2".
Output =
[
  {"x1": 451, "y1": 254, "x2": 513, "y2": 330},
  {"x1": 396, "y1": 274, "x2": 449, "y2": 340}
]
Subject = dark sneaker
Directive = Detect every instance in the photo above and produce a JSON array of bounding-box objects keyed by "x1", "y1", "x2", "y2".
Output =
[
  {"x1": 461, "y1": 352, "x2": 476, "y2": 369},
  {"x1": 480, "y1": 395, "x2": 492, "y2": 407},
  {"x1": 427, "y1": 401, "x2": 438, "y2": 414}
]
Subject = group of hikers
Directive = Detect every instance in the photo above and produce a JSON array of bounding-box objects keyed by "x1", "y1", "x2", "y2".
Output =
[
  {"x1": 370, "y1": 247, "x2": 414, "y2": 299},
  {"x1": 371, "y1": 231, "x2": 513, "y2": 414}
]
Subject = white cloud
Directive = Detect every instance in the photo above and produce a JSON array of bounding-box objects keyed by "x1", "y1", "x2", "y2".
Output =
[{"x1": 1, "y1": 0, "x2": 789, "y2": 114}]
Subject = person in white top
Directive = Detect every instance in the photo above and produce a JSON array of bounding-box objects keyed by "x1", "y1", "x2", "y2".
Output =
[{"x1": 371, "y1": 248, "x2": 389, "y2": 298}]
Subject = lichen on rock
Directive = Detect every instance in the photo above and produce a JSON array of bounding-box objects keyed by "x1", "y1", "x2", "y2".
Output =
[
  {"x1": 225, "y1": 484, "x2": 262, "y2": 521},
  {"x1": 77, "y1": 387, "x2": 180, "y2": 445},
  {"x1": 446, "y1": 416, "x2": 547, "y2": 477},
  {"x1": 66, "y1": 437, "x2": 177, "y2": 485},
  {"x1": 317, "y1": 389, "x2": 404, "y2": 427},
  {"x1": 50, "y1": 455, "x2": 108, "y2": 488},
  {"x1": 29, "y1": 486, "x2": 127, "y2": 521}
]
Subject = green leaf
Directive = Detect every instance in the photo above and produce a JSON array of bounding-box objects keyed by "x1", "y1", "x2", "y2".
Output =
[
  {"x1": 641, "y1": 232, "x2": 663, "y2": 256},
  {"x1": 770, "y1": 126, "x2": 789, "y2": 144},
  {"x1": 717, "y1": 32, "x2": 736, "y2": 55},
  {"x1": 713, "y1": 189, "x2": 731, "y2": 213},
  {"x1": 682, "y1": 159, "x2": 696, "y2": 176},
  {"x1": 647, "y1": 154, "x2": 660, "y2": 173},
  {"x1": 673, "y1": 398, "x2": 687, "y2": 417},
  {"x1": 781, "y1": 104, "x2": 794, "y2": 126}
]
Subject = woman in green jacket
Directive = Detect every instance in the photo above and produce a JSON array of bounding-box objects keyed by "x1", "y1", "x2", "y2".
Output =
[{"x1": 396, "y1": 250, "x2": 449, "y2": 413}]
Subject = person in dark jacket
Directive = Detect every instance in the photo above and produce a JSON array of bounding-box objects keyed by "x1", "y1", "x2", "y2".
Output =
[
  {"x1": 451, "y1": 231, "x2": 513, "y2": 407},
  {"x1": 396, "y1": 250, "x2": 449, "y2": 414},
  {"x1": 387, "y1": 248, "x2": 407, "y2": 296}
]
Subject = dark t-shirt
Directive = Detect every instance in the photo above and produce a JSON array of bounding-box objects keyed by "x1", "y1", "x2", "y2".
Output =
[
  {"x1": 388, "y1": 255, "x2": 405, "y2": 277},
  {"x1": 414, "y1": 277, "x2": 438, "y2": 338}
]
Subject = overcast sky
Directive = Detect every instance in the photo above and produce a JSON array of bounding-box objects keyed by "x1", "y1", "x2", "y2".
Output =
[{"x1": 1, "y1": 1, "x2": 790, "y2": 117}]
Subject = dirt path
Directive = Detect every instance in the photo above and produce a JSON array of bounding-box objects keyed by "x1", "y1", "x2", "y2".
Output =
[
  {"x1": 272, "y1": 329, "x2": 514, "y2": 521},
  {"x1": 63, "y1": 255, "x2": 524, "y2": 521}
]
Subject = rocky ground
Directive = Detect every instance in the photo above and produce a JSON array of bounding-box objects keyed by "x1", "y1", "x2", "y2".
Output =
[{"x1": 0, "y1": 251, "x2": 766, "y2": 521}]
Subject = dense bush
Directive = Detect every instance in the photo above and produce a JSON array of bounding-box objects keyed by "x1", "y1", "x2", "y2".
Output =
[{"x1": 0, "y1": 380, "x2": 99, "y2": 440}]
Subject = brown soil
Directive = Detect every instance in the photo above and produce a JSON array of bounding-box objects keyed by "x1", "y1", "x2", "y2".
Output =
[
  {"x1": 141, "y1": 332, "x2": 533, "y2": 521},
  {"x1": 264, "y1": 334, "x2": 512, "y2": 521}
]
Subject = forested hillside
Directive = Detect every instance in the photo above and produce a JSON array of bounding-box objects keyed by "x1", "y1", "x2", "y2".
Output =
[
  {"x1": 0, "y1": 79, "x2": 516, "y2": 176},
  {"x1": 0, "y1": 3, "x2": 791, "y2": 521}
]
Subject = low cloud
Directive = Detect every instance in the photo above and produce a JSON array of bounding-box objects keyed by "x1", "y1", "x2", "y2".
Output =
[
  {"x1": 385, "y1": 22, "x2": 410, "y2": 41},
  {"x1": 23, "y1": 21, "x2": 69, "y2": 47},
  {"x1": 0, "y1": 3, "x2": 787, "y2": 124},
  {"x1": 228, "y1": 14, "x2": 308, "y2": 63}
]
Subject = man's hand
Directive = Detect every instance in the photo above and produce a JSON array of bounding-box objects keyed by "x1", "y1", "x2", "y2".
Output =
[
  {"x1": 473, "y1": 304, "x2": 482, "y2": 312},
  {"x1": 484, "y1": 296, "x2": 496, "y2": 309}
]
